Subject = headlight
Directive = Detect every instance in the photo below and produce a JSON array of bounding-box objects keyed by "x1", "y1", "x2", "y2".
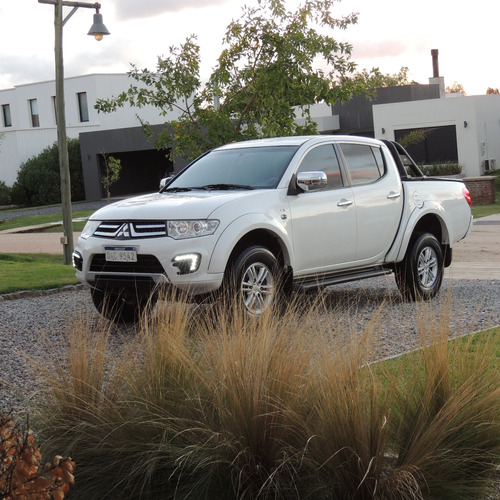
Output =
[
  {"x1": 167, "y1": 220, "x2": 219, "y2": 240},
  {"x1": 80, "y1": 220, "x2": 100, "y2": 239}
]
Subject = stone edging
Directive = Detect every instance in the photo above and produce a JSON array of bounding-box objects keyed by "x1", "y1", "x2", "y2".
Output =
[{"x1": 0, "y1": 284, "x2": 85, "y2": 301}]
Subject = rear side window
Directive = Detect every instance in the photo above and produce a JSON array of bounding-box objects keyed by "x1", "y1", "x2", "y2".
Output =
[
  {"x1": 297, "y1": 144, "x2": 343, "y2": 189},
  {"x1": 340, "y1": 143, "x2": 385, "y2": 186}
]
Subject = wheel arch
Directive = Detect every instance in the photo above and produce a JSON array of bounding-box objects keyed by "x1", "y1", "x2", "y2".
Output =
[
  {"x1": 396, "y1": 212, "x2": 452, "y2": 266},
  {"x1": 227, "y1": 229, "x2": 290, "y2": 270},
  {"x1": 208, "y1": 213, "x2": 293, "y2": 275}
]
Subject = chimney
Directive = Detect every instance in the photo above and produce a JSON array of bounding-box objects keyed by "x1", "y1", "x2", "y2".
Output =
[
  {"x1": 429, "y1": 48, "x2": 445, "y2": 97},
  {"x1": 431, "y1": 49, "x2": 439, "y2": 77}
]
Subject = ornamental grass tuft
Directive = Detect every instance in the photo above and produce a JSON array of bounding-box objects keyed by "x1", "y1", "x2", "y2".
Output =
[{"x1": 33, "y1": 290, "x2": 500, "y2": 499}]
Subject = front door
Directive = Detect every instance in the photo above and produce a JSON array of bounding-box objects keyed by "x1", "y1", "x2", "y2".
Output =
[{"x1": 288, "y1": 144, "x2": 358, "y2": 275}]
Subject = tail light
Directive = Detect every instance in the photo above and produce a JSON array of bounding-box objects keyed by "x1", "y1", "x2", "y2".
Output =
[{"x1": 462, "y1": 187, "x2": 472, "y2": 207}]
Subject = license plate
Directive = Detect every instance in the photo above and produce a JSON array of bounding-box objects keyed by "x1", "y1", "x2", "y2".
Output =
[{"x1": 104, "y1": 246, "x2": 137, "y2": 262}]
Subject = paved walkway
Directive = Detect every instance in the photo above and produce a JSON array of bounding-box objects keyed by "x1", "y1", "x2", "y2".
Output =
[
  {"x1": 1, "y1": 213, "x2": 499, "y2": 281},
  {"x1": 443, "y1": 216, "x2": 500, "y2": 280}
]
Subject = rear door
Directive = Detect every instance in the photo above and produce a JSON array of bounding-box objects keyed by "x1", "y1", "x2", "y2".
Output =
[{"x1": 337, "y1": 142, "x2": 403, "y2": 263}]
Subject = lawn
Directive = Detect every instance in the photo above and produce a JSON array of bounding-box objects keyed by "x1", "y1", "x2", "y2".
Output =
[
  {"x1": 0, "y1": 253, "x2": 79, "y2": 294},
  {"x1": 0, "y1": 209, "x2": 94, "y2": 232}
]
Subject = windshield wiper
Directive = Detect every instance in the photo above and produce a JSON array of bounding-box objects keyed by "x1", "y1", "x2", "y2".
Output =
[
  {"x1": 163, "y1": 187, "x2": 193, "y2": 192},
  {"x1": 197, "y1": 184, "x2": 255, "y2": 191}
]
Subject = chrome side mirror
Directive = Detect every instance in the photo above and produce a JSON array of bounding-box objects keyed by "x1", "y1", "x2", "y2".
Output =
[{"x1": 296, "y1": 171, "x2": 328, "y2": 192}]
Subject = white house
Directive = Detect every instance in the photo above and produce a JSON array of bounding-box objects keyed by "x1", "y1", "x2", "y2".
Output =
[{"x1": 0, "y1": 74, "x2": 171, "y2": 186}]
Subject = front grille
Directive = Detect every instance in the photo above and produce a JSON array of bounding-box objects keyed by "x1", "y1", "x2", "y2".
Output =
[
  {"x1": 90, "y1": 254, "x2": 165, "y2": 274},
  {"x1": 94, "y1": 221, "x2": 167, "y2": 239}
]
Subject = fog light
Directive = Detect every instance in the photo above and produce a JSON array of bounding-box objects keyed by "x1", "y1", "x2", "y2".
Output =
[
  {"x1": 172, "y1": 253, "x2": 200, "y2": 275},
  {"x1": 72, "y1": 251, "x2": 83, "y2": 271}
]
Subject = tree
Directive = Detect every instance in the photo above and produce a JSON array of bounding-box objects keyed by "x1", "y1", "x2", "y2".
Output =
[
  {"x1": 96, "y1": 0, "x2": 369, "y2": 161},
  {"x1": 397, "y1": 128, "x2": 435, "y2": 149},
  {"x1": 101, "y1": 154, "x2": 122, "y2": 203},
  {"x1": 351, "y1": 66, "x2": 416, "y2": 88},
  {"x1": 486, "y1": 87, "x2": 499, "y2": 94},
  {"x1": 446, "y1": 81, "x2": 466, "y2": 95}
]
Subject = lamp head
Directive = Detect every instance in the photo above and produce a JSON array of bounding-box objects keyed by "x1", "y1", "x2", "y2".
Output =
[{"x1": 88, "y1": 12, "x2": 110, "y2": 41}]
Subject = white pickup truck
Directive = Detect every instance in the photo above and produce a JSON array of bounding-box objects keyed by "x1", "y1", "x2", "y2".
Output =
[{"x1": 73, "y1": 135, "x2": 473, "y2": 322}]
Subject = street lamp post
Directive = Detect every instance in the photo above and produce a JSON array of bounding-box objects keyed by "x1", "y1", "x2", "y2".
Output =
[{"x1": 38, "y1": 0, "x2": 109, "y2": 264}]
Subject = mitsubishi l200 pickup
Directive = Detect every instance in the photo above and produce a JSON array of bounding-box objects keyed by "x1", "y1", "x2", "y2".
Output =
[{"x1": 73, "y1": 136, "x2": 473, "y2": 322}]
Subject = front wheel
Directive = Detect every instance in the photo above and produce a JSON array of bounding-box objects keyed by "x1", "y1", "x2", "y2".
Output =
[
  {"x1": 90, "y1": 288, "x2": 156, "y2": 324},
  {"x1": 395, "y1": 233, "x2": 444, "y2": 301},
  {"x1": 227, "y1": 246, "x2": 281, "y2": 317}
]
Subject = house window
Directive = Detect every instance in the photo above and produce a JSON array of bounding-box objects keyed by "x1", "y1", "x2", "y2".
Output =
[
  {"x1": 2, "y1": 104, "x2": 12, "y2": 127},
  {"x1": 77, "y1": 92, "x2": 89, "y2": 122},
  {"x1": 29, "y1": 99, "x2": 40, "y2": 127}
]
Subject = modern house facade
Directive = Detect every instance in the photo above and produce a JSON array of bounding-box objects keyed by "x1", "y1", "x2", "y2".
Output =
[
  {"x1": 0, "y1": 74, "x2": 176, "y2": 193},
  {"x1": 1, "y1": 68, "x2": 498, "y2": 201},
  {"x1": 373, "y1": 93, "x2": 500, "y2": 177}
]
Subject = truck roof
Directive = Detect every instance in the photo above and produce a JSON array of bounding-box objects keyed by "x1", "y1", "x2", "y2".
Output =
[{"x1": 216, "y1": 135, "x2": 385, "y2": 150}]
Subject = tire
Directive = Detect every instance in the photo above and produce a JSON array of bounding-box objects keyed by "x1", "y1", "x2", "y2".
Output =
[
  {"x1": 91, "y1": 288, "x2": 156, "y2": 324},
  {"x1": 227, "y1": 246, "x2": 281, "y2": 316},
  {"x1": 395, "y1": 233, "x2": 444, "y2": 300}
]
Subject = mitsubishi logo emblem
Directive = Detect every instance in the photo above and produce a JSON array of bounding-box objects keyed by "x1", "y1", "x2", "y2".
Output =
[{"x1": 115, "y1": 223, "x2": 131, "y2": 239}]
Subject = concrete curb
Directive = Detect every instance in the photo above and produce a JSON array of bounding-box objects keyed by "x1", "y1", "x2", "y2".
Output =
[{"x1": 0, "y1": 284, "x2": 85, "y2": 301}]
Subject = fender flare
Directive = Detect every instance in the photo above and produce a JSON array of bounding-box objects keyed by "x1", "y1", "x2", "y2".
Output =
[
  {"x1": 389, "y1": 203, "x2": 451, "y2": 263},
  {"x1": 207, "y1": 214, "x2": 293, "y2": 274}
]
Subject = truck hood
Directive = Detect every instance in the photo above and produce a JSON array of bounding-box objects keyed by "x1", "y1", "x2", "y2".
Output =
[{"x1": 90, "y1": 191, "x2": 258, "y2": 220}]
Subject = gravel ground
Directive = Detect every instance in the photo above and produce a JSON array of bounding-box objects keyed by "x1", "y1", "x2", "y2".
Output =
[{"x1": 1, "y1": 276, "x2": 499, "y2": 417}]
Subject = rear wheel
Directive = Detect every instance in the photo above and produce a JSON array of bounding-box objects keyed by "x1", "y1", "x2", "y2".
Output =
[
  {"x1": 395, "y1": 233, "x2": 444, "y2": 300},
  {"x1": 227, "y1": 246, "x2": 281, "y2": 316},
  {"x1": 90, "y1": 288, "x2": 156, "y2": 324}
]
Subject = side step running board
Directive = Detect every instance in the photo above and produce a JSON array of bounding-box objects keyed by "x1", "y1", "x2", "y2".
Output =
[{"x1": 297, "y1": 266, "x2": 393, "y2": 289}]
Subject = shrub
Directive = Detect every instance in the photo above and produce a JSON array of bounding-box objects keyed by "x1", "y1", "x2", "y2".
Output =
[
  {"x1": 33, "y1": 293, "x2": 500, "y2": 499},
  {"x1": 0, "y1": 412, "x2": 75, "y2": 499},
  {"x1": 0, "y1": 180, "x2": 11, "y2": 205},
  {"x1": 10, "y1": 139, "x2": 84, "y2": 207},
  {"x1": 419, "y1": 161, "x2": 462, "y2": 177}
]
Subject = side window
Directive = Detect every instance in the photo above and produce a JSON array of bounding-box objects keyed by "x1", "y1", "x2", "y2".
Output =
[
  {"x1": 371, "y1": 146, "x2": 386, "y2": 176},
  {"x1": 297, "y1": 144, "x2": 343, "y2": 189},
  {"x1": 340, "y1": 143, "x2": 384, "y2": 186}
]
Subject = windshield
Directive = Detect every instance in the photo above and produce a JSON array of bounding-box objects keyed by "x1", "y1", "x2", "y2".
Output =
[{"x1": 166, "y1": 146, "x2": 298, "y2": 191}]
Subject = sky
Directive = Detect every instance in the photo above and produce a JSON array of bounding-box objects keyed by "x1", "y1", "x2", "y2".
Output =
[{"x1": 0, "y1": 0, "x2": 499, "y2": 96}]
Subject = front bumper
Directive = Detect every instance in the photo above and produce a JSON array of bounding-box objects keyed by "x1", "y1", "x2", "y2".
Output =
[{"x1": 74, "y1": 234, "x2": 224, "y2": 296}]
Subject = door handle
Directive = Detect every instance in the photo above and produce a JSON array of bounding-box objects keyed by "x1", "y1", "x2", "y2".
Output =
[
  {"x1": 387, "y1": 191, "x2": 401, "y2": 199},
  {"x1": 337, "y1": 199, "x2": 353, "y2": 207}
]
